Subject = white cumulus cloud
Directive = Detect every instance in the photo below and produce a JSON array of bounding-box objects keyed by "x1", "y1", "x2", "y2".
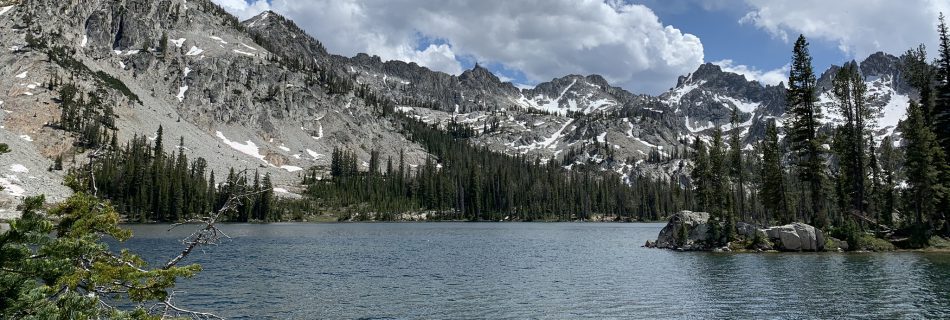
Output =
[
  {"x1": 713, "y1": 59, "x2": 788, "y2": 87},
  {"x1": 740, "y1": 0, "x2": 950, "y2": 59},
  {"x1": 213, "y1": 0, "x2": 704, "y2": 94}
]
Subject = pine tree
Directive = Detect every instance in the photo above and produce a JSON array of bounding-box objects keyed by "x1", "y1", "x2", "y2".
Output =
[
  {"x1": 760, "y1": 120, "x2": 789, "y2": 224},
  {"x1": 728, "y1": 107, "x2": 746, "y2": 220},
  {"x1": 831, "y1": 61, "x2": 872, "y2": 224},
  {"x1": 709, "y1": 127, "x2": 732, "y2": 243},
  {"x1": 901, "y1": 45, "x2": 935, "y2": 123},
  {"x1": 690, "y1": 137, "x2": 711, "y2": 211},
  {"x1": 786, "y1": 34, "x2": 827, "y2": 229},
  {"x1": 877, "y1": 137, "x2": 898, "y2": 227},
  {"x1": 934, "y1": 13, "x2": 950, "y2": 155},
  {"x1": 901, "y1": 100, "x2": 949, "y2": 234},
  {"x1": 260, "y1": 173, "x2": 275, "y2": 221}
]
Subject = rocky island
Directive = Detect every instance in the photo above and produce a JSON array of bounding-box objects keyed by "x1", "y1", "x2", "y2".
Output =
[{"x1": 647, "y1": 211, "x2": 843, "y2": 252}]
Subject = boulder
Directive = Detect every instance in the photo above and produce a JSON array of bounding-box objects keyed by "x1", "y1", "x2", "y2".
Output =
[
  {"x1": 655, "y1": 211, "x2": 710, "y2": 250},
  {"x1": 735, "y1": 222, "x2": 759, "y2": 237},
  {"x1": 764, "y1": 223, "x2": 824, "y2": 251}
]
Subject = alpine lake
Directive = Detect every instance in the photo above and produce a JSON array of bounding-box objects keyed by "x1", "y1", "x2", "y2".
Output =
[{"x1": 119, "y1": 222, "x2": 950, "y2": 319}]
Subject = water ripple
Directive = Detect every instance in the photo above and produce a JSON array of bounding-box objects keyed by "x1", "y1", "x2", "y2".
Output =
[{"x1": 118, "y1": 223, "x2": 950, "y2": 319}]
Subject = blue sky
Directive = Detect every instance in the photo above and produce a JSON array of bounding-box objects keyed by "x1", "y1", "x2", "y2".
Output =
[
  {"x1": 635, "y1": 0, "x2": 847, "y2": 75},
  {"x1": 217, "y1": 0, "x2": 948, "y2": 94}
]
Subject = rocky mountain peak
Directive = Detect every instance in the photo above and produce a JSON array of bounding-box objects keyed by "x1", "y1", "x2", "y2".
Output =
[
  {"x1": 859, "y1": 52, "x2": 900, "y2": 78},
  {"x1": 241, "y1": 9, "x2": 328, "y2": 59},
  {"x1": 457, "y1": 63, "x2": 520, "y2": 99},
  {"x1": 459, "y1": 63, "x2": 502, "y2": 84},
  {"x1": 584, "y1": 74, "x2": 610, "y2": 89}
]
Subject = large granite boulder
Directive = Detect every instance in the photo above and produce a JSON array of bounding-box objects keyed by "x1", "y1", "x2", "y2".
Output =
[
  {"x1": 655, "y1": 211, "x2": 710, "y2": 250},
  {"x1": 764, "y1": 223, "x2": 825, "y2": 251}
]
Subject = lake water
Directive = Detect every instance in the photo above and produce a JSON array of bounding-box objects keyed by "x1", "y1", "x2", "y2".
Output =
[{"x1": 120, "y1": 223, "x2": 950, "y2": 319}]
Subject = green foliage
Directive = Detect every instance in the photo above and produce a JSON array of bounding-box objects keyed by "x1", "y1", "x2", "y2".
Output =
[
  {"x1": 70, "y1": 128, "x2": 277, "y2": 223},
  {"x1": 728, "y1": 108, "x2": 747, "y2": 220},
  {"x1": 900, "y1": 100, "x2": 948, "y2": 227},
  {"x1": 706, "y1": 219, "x2": 721, "y2": 248},
  {"x1": 93, "y1": 71, "x2": 140, "y2": 103},
  {"x1": 934, "y1": 13, "x2": 950, "y2": 155},
  {"x1": 0, "y1": 143, "x2": 9, "y2": 154},
  {"x1": 47, "y1": 45, "x2": 140, "y2": 104},
  {"x1": 760, "y1": 120, "x2": 789, "y2": 224},
  {"x1": 786, "y1": 35, "x2": 828, "y2": 229},
  {"x1": 56, "y1": 83, "x2": 116, "y2": 149},
  {"x1": 855, "y1": 234, "x2": 896, "y2": 252},
  {"x1": 0, "y1": 194, "x2": 201, "y2": 318},
  {"x1": 830, "y1": 61, "x2": 872, "y2": 225},
  {"x1": 304, "y1": 114, "x2": 683, "y2": 221},
  {"x1": 676, "y1": 223, "x2": 689, "y2": 248}
]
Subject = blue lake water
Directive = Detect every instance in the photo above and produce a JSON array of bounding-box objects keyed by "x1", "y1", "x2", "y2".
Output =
[{"x1": 120, "y1": 222, "x2": 950, "y2": 319}]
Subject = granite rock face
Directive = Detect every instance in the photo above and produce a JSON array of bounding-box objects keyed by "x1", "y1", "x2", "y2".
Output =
[
  {"x1": 765, "y1": 223, "x2": 825, "y2": 252},
  {"x1": 655, "y1": 211, "x2": 710, "y2": 250}
]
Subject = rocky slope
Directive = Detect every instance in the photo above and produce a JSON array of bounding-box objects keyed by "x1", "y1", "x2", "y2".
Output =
[{"x1": 0, "y1": 0, "x2": 918, "y2": 212}]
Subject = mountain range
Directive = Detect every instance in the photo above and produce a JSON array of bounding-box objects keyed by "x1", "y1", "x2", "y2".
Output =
[{"x1": 0, "y1": 0, "x2": 917, "y2": 213}]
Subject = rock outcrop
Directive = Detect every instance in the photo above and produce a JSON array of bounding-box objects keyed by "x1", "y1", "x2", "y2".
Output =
[
  {"x1": 653, "y1": 213, "x2": 826, "y2": 252},
  {"x1": 655, "y1": 211, "x2": 710, "y2": 250},
  {"x1": 764, "y1": 223, "x2": 825, "y2": 251}
]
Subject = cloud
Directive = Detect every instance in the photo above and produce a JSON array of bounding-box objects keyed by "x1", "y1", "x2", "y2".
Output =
[
  {"x1": 213, "y1": 0, "x2": 704, "y2": 94},
  {"x1": 740, "y1": 0, "x2": 950, "y2": 59},
  {"x1": 213, "y1": 0, "x2": 272, "y2": 20},
  {"x1": 713, "y1": 59, "x2": 788, "y2": 86}
]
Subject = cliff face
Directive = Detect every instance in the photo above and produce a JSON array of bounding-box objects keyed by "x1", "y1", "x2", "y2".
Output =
[
  {"x1": 0, "y1": 0, "x2": 429, "y2": 206},
  {"x1": 0, "y1": 0, "x2": 917, "y2": 210}
]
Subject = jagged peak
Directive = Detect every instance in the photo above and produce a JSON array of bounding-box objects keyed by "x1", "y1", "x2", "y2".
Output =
[
  {"x1": 859, "y1": 51, "x2": 900, "y2": 78},
  {"x1": 245, "y1": 10, "x2": 277, "y2": 24},
  {"x1": 459, "y1": 63, "x2": 502, "y2": 83}
]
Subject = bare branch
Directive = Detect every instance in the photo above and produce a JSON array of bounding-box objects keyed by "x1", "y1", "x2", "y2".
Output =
[
  {"x1": 163, "y1": 186, "x2": 265, "y2": 270},
  {"x1": 161, "y1": 291, "x2": 225, "y2": 320}
]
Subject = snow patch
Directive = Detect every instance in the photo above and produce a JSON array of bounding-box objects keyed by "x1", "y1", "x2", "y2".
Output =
[
  {"x1": 15, "y1": 71, "x2": 27, "y2": 79},
  {"x1": 520, "y1": 79, "x2": 577, "y2": 115},
  {"x1": 685, "y1": 116, "x2": 715, "y2": 133},
  {"x1": 170, "y1": 38, "x2": 186, "y2": 48},
  {"x1": 232, "y1": 49, "x2": 255, "y2": 56},
  {"x1": 9, "y1": 164, "x2": 28, "y2": 173},
  {"x1": 209, "y1": 36, "x2": 228, "y2": 44},
  {"x1": 176, "y1": 86, "x2": 188, "y2": 102},
  {"x1": 185, "y1": 46, "x2": 204, "y2": 56},
  {"x1": 306, "y1": 149, "x2": 323, "y2": 160},
  {"x1": 715, "y1": 95, "x2": 759, "y2": 113},
  {"x1": 215, "y1": 131, "x2": 268, "y2": 163},
  {"x1": 0, "y1": 5, "x2": 13, "y2": 16},
  {"x1": 18, "y1": 135, "x2": 32, "y2": 142},
  {"x1": 665, "y1": 80, "x2": 704, "y2": 106},
  {"x1": 278, "y1": 145, "x2": 290, "y2": 152},
  {"x1": 280, "y1": 165, "x2": 303, "y2": 173},
  {"x1": 80, "y1": 35, "x2": 87, "y2": 47},
  {"x1": 273, "y1": 187, "x2": 289, "y2": 194},
  {"x1": 239, "y1": 43, "x2": 258, "y2": 51}
]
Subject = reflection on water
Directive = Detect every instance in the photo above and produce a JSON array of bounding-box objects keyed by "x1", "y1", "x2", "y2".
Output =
[{"x1": 119, "y1": 223, "x2": 950, "y2": 319}]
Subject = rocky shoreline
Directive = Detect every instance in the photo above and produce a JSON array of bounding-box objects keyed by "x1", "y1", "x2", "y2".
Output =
[{"x1": 644, "y1": 211, "x2": 842, "y2": 252}]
